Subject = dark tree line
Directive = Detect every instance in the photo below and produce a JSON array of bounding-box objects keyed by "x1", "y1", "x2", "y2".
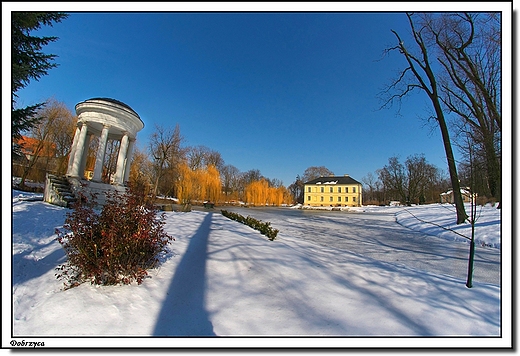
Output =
[{"x1": 362, "y1": 154, "x2": 450, "y2": 206}]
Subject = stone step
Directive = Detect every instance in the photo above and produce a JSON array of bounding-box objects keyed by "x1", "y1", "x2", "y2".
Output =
[
  {"x1": 50, "y1": 181, "x2": 70, "y2": 188},
  {"x1": 49, "y1": 175, "x2": 68, "y2": 182},
  {"x1": 47, "y1": 175, "x2": 78, "y2": 208}
]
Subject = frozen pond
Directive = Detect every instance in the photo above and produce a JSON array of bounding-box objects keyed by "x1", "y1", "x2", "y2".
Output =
[{"x1": 220, "y1": 206, "x2": 501, "y2": 286}]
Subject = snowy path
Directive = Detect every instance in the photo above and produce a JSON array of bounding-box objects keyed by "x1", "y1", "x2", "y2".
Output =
[
  {"x1": 183, "y1": 212, "x2": 499, "y2": 336},
  {"x1": 221, "y1": 207, "x2": 501, "y2": 285},
  {"x1": 10, "y1": 195, "x2": 502, "y2": 340}
]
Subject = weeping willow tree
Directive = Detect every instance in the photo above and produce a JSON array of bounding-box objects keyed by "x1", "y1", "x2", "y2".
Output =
[
  {"x1": 177, "y1": 162, "x2": 195, "y2": 206},
  {"x1": 177, "y1": 163, "x2": 221, "y2": 206}
]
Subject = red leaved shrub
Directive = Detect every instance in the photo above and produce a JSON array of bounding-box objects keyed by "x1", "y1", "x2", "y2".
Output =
[{"x1": 55, "y1": 184, "x2": 174, "y2": 288}]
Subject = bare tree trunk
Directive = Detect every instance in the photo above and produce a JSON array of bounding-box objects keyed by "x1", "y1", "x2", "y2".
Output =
[
  {"x1": 433, "y1": 100, "x2": 468, "y2": 224},
  {"x1": 385, "y1": 13, "x2": 468, "y2": 223},
  {"x1": 482, "y1": 134, "x2": 501, "y2": 201},
  {"x1": 427, "y1": 13, "x2": 501, "y2": 203}
]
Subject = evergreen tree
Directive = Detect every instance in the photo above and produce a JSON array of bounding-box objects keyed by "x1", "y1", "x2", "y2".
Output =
[{"x1": 11, "y1": 12, "x2": 68, "y2": 153}]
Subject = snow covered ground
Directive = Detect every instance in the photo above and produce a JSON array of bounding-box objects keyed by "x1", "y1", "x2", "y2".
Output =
[{"x1": 4, "y1": 190, "x2": 511, "y2": 349}]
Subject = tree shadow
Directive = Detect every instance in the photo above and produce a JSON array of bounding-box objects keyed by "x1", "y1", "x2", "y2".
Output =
[
  {"x1": 12, "y1": 200, "x2": 68, "y2": 286},
  {"x1": 153, "y1": 213, "x2": 216, "y2": 336},
  {"x1": 12, "y1": 247, "x2": 66, "y2": 286}
]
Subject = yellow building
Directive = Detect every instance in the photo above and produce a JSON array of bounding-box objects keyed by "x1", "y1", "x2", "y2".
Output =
[{"x1": 304, "y1": 175, "x2": 362, "y2": 207}]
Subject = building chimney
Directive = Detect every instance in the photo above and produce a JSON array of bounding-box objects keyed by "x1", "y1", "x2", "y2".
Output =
[{"x1": 344, "y1": 174, "x2": 349, "y2": 177}]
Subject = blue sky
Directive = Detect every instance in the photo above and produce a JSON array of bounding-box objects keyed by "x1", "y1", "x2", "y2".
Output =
[{"x1": 6, "y1": 3, "x2": 510, "y2": 187}]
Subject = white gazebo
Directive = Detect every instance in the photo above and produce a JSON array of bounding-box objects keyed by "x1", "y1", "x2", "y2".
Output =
[
  {"x1": 51, "y1": 98, "x2": 144, "y2": 205},
  {"x1": 67, "y1": 98, "x2": 144, "y2": 184}
]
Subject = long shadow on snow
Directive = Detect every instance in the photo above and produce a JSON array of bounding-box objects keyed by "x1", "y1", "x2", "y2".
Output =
[
  {"x1": 12, "y1": 200, "x2": 67, "y2": 286},
  {"x1": 12, "y1": 247, "x2": 66, "y2": 286},
  {"x1": 153, "y1": 213, "x2": 215, "y2": 336}
]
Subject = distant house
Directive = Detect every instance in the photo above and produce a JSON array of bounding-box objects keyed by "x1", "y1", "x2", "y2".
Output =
[
  {"x1": 14, "y1": 136, "x2": 56, "y2": 161},
  {"x1": 440, "y1": 188, "x2": 477, "y2": 204},
  {"x1": 304, "y1": 175, "x2": 362, "y2": 207}
]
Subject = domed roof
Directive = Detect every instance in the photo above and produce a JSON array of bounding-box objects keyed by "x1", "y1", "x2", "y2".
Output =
[
  {"x1": 75, "y1": 97, "x2": 144, "y2": 134},
  {"x1": 82, "y1": 97, "x2": 140, "y2": 118}
]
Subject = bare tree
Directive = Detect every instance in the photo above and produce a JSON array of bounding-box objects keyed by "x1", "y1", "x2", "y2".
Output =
[
  {"x1": 302, "y1": 166, "x2": 334, "y2": 183},
  {"x1": 405, "y1": 154, "x2": 438, "y2": 204},
  {"x1": 148, "y1": 124, "x2": 184, "y2": 197},
  {"x1": 374, "y1": 155, "x2": 445, "y2": 205},
  {"x1": 288, "y1": 175, "x2": 304, "y2": 204},
  {"x1": 457, "y1": 155, "x2": 490, "y2": 199},
  {"x1": 462, "y1": 132, "x2": 481, "y2": 288},
  {"x1": 186, "y1": 145, "x2": 224, "y2": 171},
  {"x1": 375, "y1": 168, "x2": 388, "y2": 204},
  {"x1": 102, "y1": 139, "x2": 120, "y2": 184},
  {"x1": 204, "y1": 149, "x2": 225, "y2": 171},
  {"x1": 18, "y1": 99, "x2": 74, "y2": 187},
  {"x1": 242, "y1": 169, "x2": 263, "y2": 185},
  {"x1": 267, "y1": 178, "x2": 284, "y2": 188},
  {"x1": 378, "y1": 156, "x2": 407, "y2": 203},
  {"x1": 422, "y1": 13, "x2": 501, "y2": 203},
  {"x1": 221, "y1": 164, "x2": 241, "y2": 199},
  {"x1": 235, "y1": 169, "x2": 264, "y2": 201},
  {"x1": 362, "y1": 172, "x2": 379, "y2": 204},
  {"x1": 128, "y1": 146, "x2": 154, "y2": 199},
  {"x1": 51, "y1": 112, "x2": 77, "y2": 175},
  {"x1": 382, "y1": 13, "x2": 467, "y2": 223}
]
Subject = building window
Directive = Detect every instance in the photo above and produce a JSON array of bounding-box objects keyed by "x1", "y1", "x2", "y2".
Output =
[
  {"x1": 353, "y1": 196, "x2": 356, "y2": 202},
  {"x1": 345, "y1": 187, "x2": 349, "y2": 193},
  {"x1": 345, "y1": 196, "x2": 349, "y2": 202},
  {"x1": 338, "y1": 196, "x2": 342, "y2": 202},
  {"x1": 307, "y1": 196, "x2": 311, "y2": 201},
  {"x1": 330, "y1": 187, "x2": 333, "y2": 193},
  {"x1": 308, "y1": 187, "x2": 311, "y2": 193},
  {"x1": 320, "y1": 196, "x2": 324, "y2": 202},
  {"x1": 320, "y1": 187, "x2": 324, "y2": 193},
  {"x1": 330, "y1": 196, "x2": 333, "y2": 202},
  {"x1": 338, "y1": 187, "x2": 342, "y2": 193},
  {"x1": 353, "y1": 187, "x2": 356, "y2": 193}
]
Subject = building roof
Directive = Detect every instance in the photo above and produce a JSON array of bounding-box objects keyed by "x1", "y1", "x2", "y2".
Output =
[
  {"x1": 14, "y1": 136, "x2": 56, "y2": 157},
  {"x1": 76, "y1": 97, "x2": 144, "y2": 126},
  {"x1": 85, "y1": 98, "x2": 139, "y2": 117},
  {"x1": 304, "y1": 176, "x2": 362, "y2": 186},
  {"x1": 440, "y1": 188, "x2": 475, "y2": 196}
]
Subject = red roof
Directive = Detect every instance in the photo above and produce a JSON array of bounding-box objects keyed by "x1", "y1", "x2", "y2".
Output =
[{"x1": 15, "y1": 136, "x2": 56, "y2": 157}]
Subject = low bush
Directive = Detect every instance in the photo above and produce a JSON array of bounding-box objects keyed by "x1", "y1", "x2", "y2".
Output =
[
  {"x1": 221, "y1": 210, "x2": 278, "y2": 240},
  {"x1": 55, "y1": 184, "x2": 174, "y2": 289}
]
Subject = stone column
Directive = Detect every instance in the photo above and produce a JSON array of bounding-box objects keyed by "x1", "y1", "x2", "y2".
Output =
[
  {"x1": 114, "y1": 133, "x2": 129, "y2": 185},
  {"x1": 66, "y1": 125, "x2": 81, "y2": 176},
  {"x1": 92, "y1": 125, "x2": 110, "y2": 182},
  {"x1": 123, "y1": 138, "x2": 135, "y2": 184},
  {"x1": 78, "y1": 134, "x2": 92, "y2": 179},
  {"x1": 68, "y1": 122, "x2": 88, "y2": 178}
]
